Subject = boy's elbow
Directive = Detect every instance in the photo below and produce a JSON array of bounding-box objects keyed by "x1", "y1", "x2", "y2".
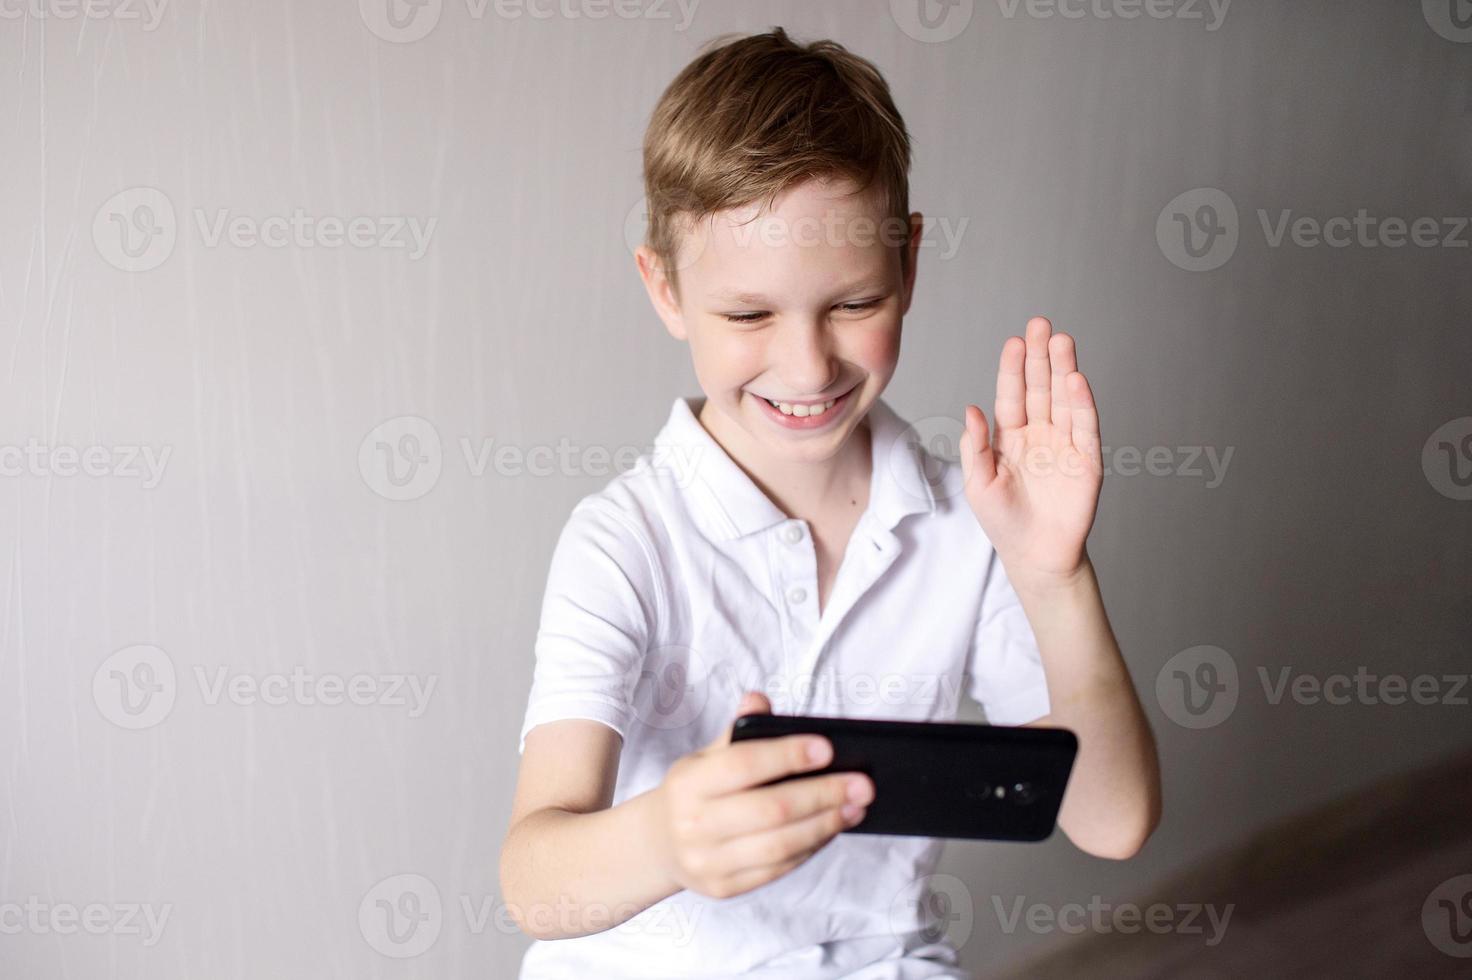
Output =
[
  {"x1": 1086, "y1": 832, "x2": 1148, "y2": 861},
  {"x1": 1100, "y1": 809, "x2": 1161, "y2": 860},
  {"x1": 1070, "y1": 801, "x2": 1160, "y2": 861},
  {"x1": 499, "y1": 870, "x2": 555, "y2": 941},
  {"x1": 499, "y1": 829, "x2": 543, "y2": 940},
  {"x1": 499, "y1": 824, "x2": 583, "y2": 942}
]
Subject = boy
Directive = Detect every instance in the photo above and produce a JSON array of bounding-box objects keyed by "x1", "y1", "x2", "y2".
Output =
[{"x1": 500, "y1": 27, "x2": 1161, "y2": 979}]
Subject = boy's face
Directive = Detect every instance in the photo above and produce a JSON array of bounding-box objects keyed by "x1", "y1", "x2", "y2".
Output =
[{"x1": 636, "y1": 176, "x2": 923, "y2": 468}]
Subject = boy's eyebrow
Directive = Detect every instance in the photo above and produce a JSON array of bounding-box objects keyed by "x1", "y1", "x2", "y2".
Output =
[{"x1": 710, "y1": 277, "x2": 892, "y2": 306}]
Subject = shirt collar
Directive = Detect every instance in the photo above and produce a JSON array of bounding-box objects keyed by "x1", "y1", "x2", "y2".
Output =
[{"x1": 652, "y1": 395, "x2": 937, "y2": 543}]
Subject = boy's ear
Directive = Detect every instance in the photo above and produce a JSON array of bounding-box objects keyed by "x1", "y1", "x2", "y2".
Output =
[
  {"x1": 899, "y1": 211, "x2": 923, "y2": 317},
  {"x1": 634, "y1": 244, "x2": 689, "y2": 341}
]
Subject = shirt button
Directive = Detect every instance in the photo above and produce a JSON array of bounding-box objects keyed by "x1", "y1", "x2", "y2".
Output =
[
  {"x1": 782, "y1": 523, "x2": 804, "y2": 544},
  {"x1": 787, "y1": 586, "x2": 808, "y2": 605}
]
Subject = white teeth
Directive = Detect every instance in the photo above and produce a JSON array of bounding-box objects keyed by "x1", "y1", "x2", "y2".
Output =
[{"x1": 765, "y1": 396, "x2": 837, "y2": 418}]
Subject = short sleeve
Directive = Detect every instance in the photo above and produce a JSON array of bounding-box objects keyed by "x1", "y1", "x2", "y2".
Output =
[
  {"x1": 964, "y1": 549, "x2": 1051, "y2": 725},
  {"x1": 517, "y1": 498, "x2": 662, "y2": 755}
]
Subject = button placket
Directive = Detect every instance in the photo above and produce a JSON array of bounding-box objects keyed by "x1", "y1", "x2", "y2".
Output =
[{"x1": 773, "y1": 520, "x2": 818, "y2": 701}]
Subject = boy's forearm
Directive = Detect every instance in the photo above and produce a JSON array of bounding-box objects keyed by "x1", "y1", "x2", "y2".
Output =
[
  {"x1": 1010, "y1": 557, "x2": 1163, "y2": 859},
  {"x1": 500, "y1": 787, "x2": 681, "y2": 940}
]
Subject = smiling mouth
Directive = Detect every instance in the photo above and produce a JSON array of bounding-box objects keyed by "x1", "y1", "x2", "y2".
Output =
[
  {"x1": 749, "y1": 383, "x2": 858, "y2": 426},
  {"x1": 761, "y1": 394, "x2": 838, "y2": 418}
]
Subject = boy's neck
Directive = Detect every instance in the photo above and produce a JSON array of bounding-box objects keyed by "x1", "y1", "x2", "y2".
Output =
[{"x1": 695, "y1": 397, "x2": 873, "y2": 524}]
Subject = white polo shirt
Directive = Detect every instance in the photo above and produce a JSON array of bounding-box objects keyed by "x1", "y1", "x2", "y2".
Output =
[{"x1": 516, "y1": 395, "x2": 1051, "y2": 980}]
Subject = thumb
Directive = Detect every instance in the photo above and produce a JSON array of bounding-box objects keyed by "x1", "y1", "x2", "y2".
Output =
[
  {"x1": 712, "y1": 690, "x2": 772, "y2": 749},
  {"x1": 960, "y1": 403, "x2": 996, "y2": 490}
]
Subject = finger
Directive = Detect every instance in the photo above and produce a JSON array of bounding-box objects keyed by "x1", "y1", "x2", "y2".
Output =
[
  {"x1": 1024, "y1": 316, "x2": 1053, "y2": 426},
  {"x1": 1067, "y1": 371, "x2": 1102, "y2": 464},
  {"x1": 1049, "y1": 332, "x2": 1077, "y2": 441},
  {"x1": 692, "y1": 770, "x2": 872, "y2": 842},
  {"x1": 994, "y1": 335, "x2": 1027, "y2": 433},
  {"x1": 712, "y1": 690, "x2": 772, "y2": 750},
  {"x1": 959, "y1": 403, "x2": 997, "y2": 490},
  {"x1": 713, "y1": 801, "x2": 858, "y2": 876},
  {"x1": 693, "y1": 731, "x2": 834, "y2": 799},
  {"x1": 712, "y1": 844, "x2": 816, "y2": 898}
]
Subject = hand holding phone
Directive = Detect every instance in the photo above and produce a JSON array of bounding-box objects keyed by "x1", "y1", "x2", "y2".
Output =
[
  {"x1": 650, "y1": 692, "x2": 874, "y2": 899},
  {"x1": 730, "y1": 710, "x2": 1077, "y2": 842}
]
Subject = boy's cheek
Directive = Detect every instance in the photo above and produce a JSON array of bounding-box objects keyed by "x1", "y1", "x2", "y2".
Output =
[{"x1": 851, "y1": 321, "x2": 903, "y2": 371}]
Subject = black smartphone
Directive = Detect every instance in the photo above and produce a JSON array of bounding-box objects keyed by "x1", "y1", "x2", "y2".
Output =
[{"x1": 729, "y1": 713, "x2": 1077, "y2": 842}]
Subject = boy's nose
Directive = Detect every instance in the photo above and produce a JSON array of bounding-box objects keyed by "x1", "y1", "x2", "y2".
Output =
[{"x1": 774, "y1": 322, "x2": 839, "y2": 396}]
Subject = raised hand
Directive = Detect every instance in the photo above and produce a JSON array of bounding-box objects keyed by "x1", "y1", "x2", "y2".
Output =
[{"x1": 958, "y1": 316, "x2": 1104, "y2": 586}]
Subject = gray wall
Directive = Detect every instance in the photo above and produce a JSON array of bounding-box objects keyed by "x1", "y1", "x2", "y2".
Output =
[{"x1": 2, "y1": 0, "x2": 1468, "y2": 976}]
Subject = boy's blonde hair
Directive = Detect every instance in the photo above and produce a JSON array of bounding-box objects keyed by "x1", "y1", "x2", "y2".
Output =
[{"x1": 641, "y1": 26, "x2": 913, "y2": 295}]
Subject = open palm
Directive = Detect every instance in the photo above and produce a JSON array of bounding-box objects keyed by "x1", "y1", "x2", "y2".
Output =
[{"x1": 958, "y1": 316, "x2": 1104, "y2": 583}]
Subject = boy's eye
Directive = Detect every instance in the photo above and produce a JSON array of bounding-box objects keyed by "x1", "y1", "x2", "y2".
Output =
[{"x1": 719, "y1": 298, "x2": 883, "y2": 325}]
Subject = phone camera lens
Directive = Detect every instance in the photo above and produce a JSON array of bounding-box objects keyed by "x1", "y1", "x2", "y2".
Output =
[{"x1": 1012, "y1": 781, "x2": 1036, "y2": 805}]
